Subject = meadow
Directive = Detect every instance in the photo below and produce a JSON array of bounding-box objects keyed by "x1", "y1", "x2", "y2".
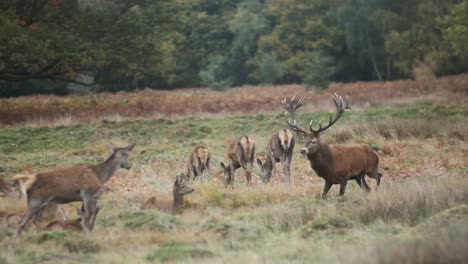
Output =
[{"x1": 0, "y1": 83, "x2": 467, "y2": 263}]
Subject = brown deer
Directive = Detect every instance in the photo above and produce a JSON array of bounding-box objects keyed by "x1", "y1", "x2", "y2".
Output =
[
  {"x1": 186, "y1": 146, "x2": 210, "y2": 181},
  {"x1": 42, "y1": 206, "x2": 102, "y2": 232},
  {"x1": 281, "y1": 94, "x2": 382, "y2": 199},
  {"x1": 220, "y1": 135, "x2": 256, "y2": 187},
  {"x1": 256, "y1": 129, "x2": 295, "y2": 183},
  {"x1": 140, "y1": 174, "x2": 194, "y2": 215},
  {"x1": 12, "y1": 144, "x2": 135, "y2": 233}
]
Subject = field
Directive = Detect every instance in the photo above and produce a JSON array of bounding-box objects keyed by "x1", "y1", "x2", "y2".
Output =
[{"x1": 0, "y1": 78, "x2": 468, "y2": 263}]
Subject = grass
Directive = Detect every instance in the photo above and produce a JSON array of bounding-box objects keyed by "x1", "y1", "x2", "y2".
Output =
[{"x1": 0, "y1": 99, "x2": 467, "y2": 263}]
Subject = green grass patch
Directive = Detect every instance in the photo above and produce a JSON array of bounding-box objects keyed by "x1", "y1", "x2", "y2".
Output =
[{"x1": 146, "y1": 242, "x2": 213, "y2": 262}]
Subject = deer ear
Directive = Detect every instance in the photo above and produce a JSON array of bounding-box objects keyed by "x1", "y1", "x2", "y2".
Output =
[
  {"x1": 256, "y1": 158, "x2": 262, "y2": 167},
  {"x1": 220, "y1": 162, "x2": 225, "y2": 169},
  {"x1": 126, "y1": 143, "x2": 135, "y2": 151},
  {"x1": 108, "y1": 143, "x2": 116, "y2": 154}
]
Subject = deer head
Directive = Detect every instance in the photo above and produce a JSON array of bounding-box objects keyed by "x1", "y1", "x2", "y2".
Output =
[
  {"x1": 219, "y1": 162, "x2": 232, "y2": 186},
  {"x1": 281, "y1": 94, "x2": 350, "y2": 156},
  {"x1": 109, "y1": 144, "x2": 135, "y2": 170},
  {"x1": 174, "y1": 174, "x2": 195, "y2": 197}
]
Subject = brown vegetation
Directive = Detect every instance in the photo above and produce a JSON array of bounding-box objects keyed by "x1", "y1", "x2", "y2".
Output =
[{"x1": 0, "y1": 73, "x2": 466, "y2": 127}]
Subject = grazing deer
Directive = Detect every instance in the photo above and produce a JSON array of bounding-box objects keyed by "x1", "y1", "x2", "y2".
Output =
[
  {"x1": 12, "y1": 144, "x2": 135, "y2": 233},
  {"x1": 281, "y1": 94, "x2": 382, "y2": 198},
  {"x1": 43, "y1": 206, "x2": 102, "y2": 232},
  {"x1": 257, "y1": 129, "x2": 295, "y2": 183},
  {"x1": 220, "y1": 135, "x2": 256, "y2": 187},
  {"x1": 186, "y1": 146, "x2": 210, "y2": 181},
  {"x1": 0, "y1": 211, "x2": 22, "y2": 229},
  {"x1": 140, "y1": 174, "x2": 194, "y2": 215}
]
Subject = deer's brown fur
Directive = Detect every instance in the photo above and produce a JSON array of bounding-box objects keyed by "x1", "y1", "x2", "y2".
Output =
[
  {"x1": 186, "y1": 146, "x2": 210, "y2": 181},
  {"x1": 220, "y1": 135, "x2": 256, "y2": 187},
  {"x1": 257, "y1": 129, "x2": 295, "y2": 183},
  {"x1": 42, "y1": 206, "x2": 101, "y2": 232},
  {"x1": 13, "y1": 144, "x2": 134, "y2": 233},
  {"x1": 140, "y1": 175, "x2": 194, "y2": 215},
  {"x1": 282, "y1": 95, "x2": 381, "y2": 198}
]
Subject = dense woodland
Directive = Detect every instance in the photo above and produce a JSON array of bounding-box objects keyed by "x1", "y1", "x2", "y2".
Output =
[{"x1": 0, "y1": 0, "x2": 467, "y2": 97}]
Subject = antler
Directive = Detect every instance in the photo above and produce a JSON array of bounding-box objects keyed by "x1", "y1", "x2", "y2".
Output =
[
  {"x1": 281, "y1": 96, "x2": 308, "y2": 135},
  {"x1": 309, "y1": 93, "x2": 350, "y2": 134}
]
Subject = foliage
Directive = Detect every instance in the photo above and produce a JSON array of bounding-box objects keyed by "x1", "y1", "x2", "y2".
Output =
[
  {"x1": 0, "y1": 0, "x2": 467, "y2": 95},
  {"x1": 302, "y1": 51, "x2": 336, "y2": 89}
]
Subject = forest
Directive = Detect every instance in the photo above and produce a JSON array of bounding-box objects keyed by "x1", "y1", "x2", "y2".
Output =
[{"x1": 0, "y1": 0, "x2": 467, "y2": 96}]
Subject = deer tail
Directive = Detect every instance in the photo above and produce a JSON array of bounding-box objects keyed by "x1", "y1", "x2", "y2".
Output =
[{"x1": 12, "y1": 174, "x2": 37, "y2": 196}]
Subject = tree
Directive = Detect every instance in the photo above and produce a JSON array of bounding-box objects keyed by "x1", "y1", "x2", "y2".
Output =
[
  {"x1": 256, "y1": 53, "x2": 283, "y2": 85},
  {"x1": 439, "y1": 1, "x2": 468, "y2": 56},
  {"x1": 302, "y1": 52, "x2": 335, "y2": 89},
  {"x1": 0, "y1": 0, "x2": 187, "y2": 89}
]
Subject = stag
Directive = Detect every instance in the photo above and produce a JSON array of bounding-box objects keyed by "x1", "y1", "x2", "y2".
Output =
[
  {"x1": 256, "y1": 129, "x2": 295, "y2": 183},
  {"x1": 281, "y1": 94, "x2": 381, "y2": 198},
  {"x1": 13, "y1": 144, "x2": 135, "y2": 233},
  {"x1": 186, "y1": 146, "x2": 210, "y2": 181},
  {"x1": 220, "y1": 135, "x2": 256, "y2": 187}
]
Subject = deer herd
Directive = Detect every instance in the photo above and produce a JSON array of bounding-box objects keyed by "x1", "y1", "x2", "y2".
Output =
[{"x1": 0, "y1": 94, "x2": 382, "y2": 234}]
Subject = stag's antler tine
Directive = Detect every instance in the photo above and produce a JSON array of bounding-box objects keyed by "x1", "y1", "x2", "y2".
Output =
[
  {"x1": 310, "y1": 93, "x2": 350, "y2": 134},
  {"x1": 281, "y1": 96, "x2": 308, "y2": 135}
]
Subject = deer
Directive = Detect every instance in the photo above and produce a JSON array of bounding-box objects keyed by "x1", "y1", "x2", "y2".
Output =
[
  {"x1": 186, "y1": 146, "x2": 210, "y2": 181},
  {"x1": 12, "y1": 144, "x2": 135, "y2": 234},
  {"x1": 0, "y1": 177, "x2": 21, "y2": 198},
  {"x1": 256, "y1": 129, "x2": 295, "y2": 183},
  {"x1": 1, "y1": 176, "x2": 68, "y2": 226},
  {"x1": 220, "y1": 135, "x2": 256, "y2": 187},
  {"x1": 42, "y1": 205, "x2": 102, "y2": 232},
  {"x1": 0, "y1": 211, "x2": 22, "y2": 229},
  {"x1": 140, "y1": 174, "x2": 194, "y2": 215},
  {"x1": 281, "y1": 94, "x2": 382, "y2": 199}
]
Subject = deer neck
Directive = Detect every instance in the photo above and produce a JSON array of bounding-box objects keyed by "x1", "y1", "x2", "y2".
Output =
[
  {"x1": 264, "y1": 154, "x2": 275, "y2": 175},
  {"x1": 172, "y1": 194, "x2": 184, "y2": 214},
  {"x1": 92, "y1": 154, "x2": 121, "y2": 184},
  {"x1": 308, "y1": 143, "x2": 334, "y2": 177}
]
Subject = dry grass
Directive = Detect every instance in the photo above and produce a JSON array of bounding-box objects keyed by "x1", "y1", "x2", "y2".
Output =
[
  {"x1": 0, "y1": 93, "x2": 467, "y2": 263},
  {"x1": 1, "y1": 73, "x2": 467, "y2": 127}
]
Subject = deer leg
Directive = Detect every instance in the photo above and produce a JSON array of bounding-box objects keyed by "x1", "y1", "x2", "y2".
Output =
[
  {"x1": 229, "y1": 163, "x2": 236, "y2": 188},
  {"x1": 32, "y1": 207, "x2": 46, "y2": 229},
  {"x1": 17, "y1": 198, "x2": 46, "y2": 234},
  {"x1": 82, "y1": 195, "x2": 94, "y2": 232},
  {"x1": 322, "y1": 181, "x2": 333, "y2": 199},
  {"x1": 371, "y1": 170, "x2": 382, "y2": 188},
  {"x1": 362, "y1": 176, "x2": 371, "y2": 192},
  {"x1": 88, "y1": 200, "x2": 99, "y2": 231},
  {"x1": 283, "y1": 157, "x2": 292, "y2": 184},
  {"x1": 196, "y1": 166, "x2": 203, "y2": 182},
  {"x1": 339, "y1": 181, "x2": 348, "y2": 196},
  {"x1": 353, "y1": 177, "x2": 362, "y2": 188}
]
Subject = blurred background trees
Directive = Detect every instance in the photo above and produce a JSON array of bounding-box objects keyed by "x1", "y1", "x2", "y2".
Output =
[{"x1": 0, "y1": 0, "x2": 466, "y2": 96}]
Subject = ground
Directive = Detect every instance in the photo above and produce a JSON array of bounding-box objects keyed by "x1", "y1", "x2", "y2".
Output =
[{"x1": 0, "y1": 82, "x2": 467, "y2": 263}]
